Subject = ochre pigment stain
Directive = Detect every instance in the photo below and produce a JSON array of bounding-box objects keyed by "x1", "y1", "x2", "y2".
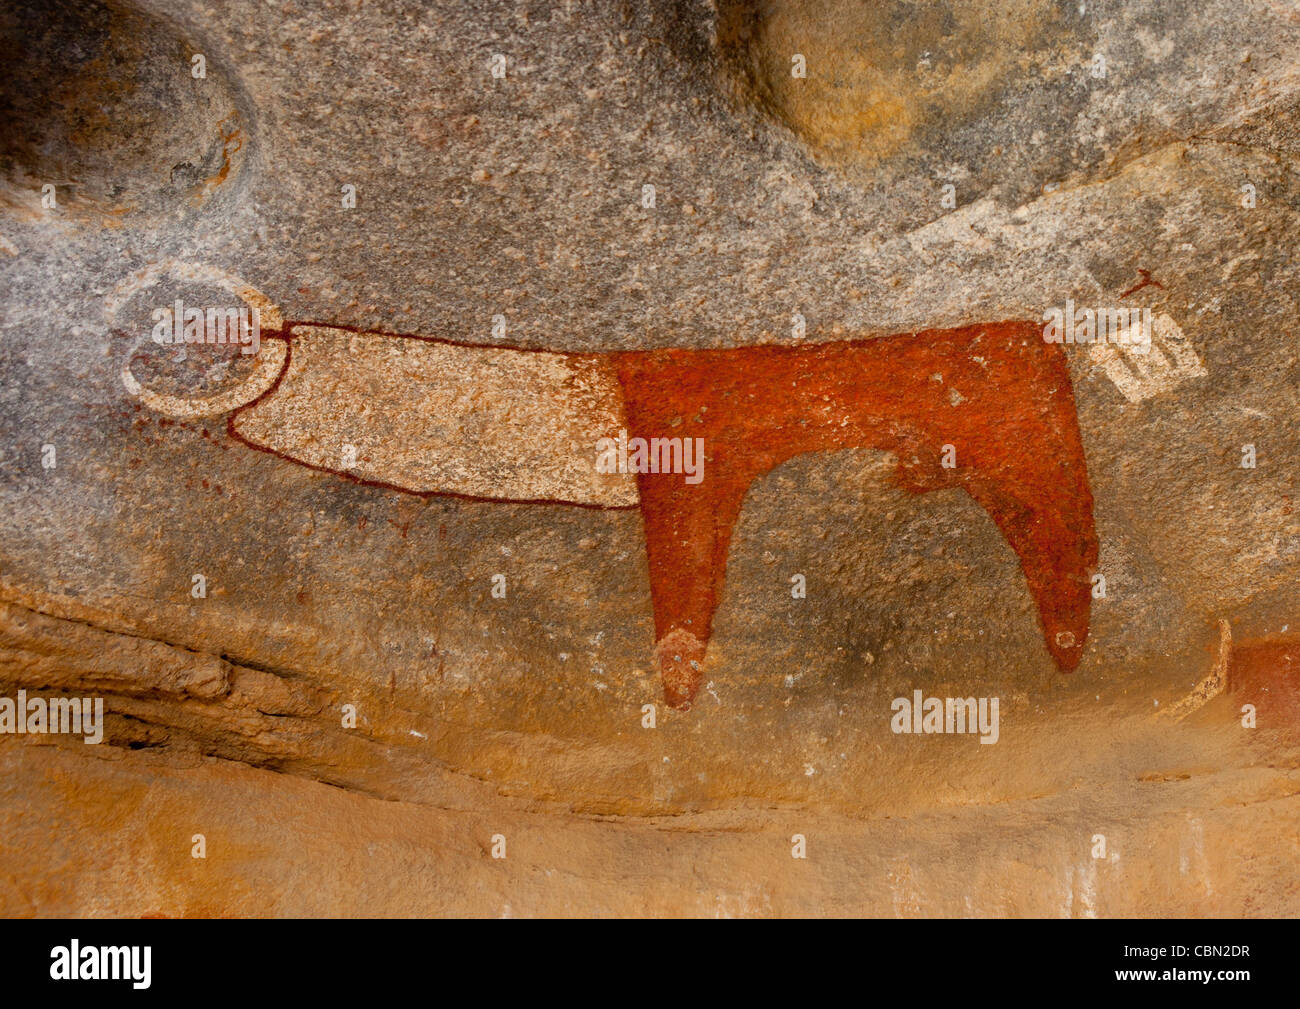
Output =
[
  {"x1": 1228, "y1": 636, "x2": 1300, "y2": 728},
  {"x1": 224, "y1": 319, "x2": 1098, "y2": 710}
]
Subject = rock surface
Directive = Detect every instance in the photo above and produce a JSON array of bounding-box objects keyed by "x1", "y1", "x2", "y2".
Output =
[{"x1": 0, "y1": 0, "x2": 1298, "y2": 916}]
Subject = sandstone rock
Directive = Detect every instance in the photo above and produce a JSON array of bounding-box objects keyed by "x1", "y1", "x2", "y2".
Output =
[{"x1": 0, "y1": 0, "x2": 1297, "y2": 917}]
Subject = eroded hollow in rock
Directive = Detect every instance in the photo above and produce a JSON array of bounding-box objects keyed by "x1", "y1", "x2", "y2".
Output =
[
  {"x1": 713, "y1": 0, "x2": 1108, "y2": 195},
  {"x1": 0, "y1": 0, "x2": 249, "y2": 225}
]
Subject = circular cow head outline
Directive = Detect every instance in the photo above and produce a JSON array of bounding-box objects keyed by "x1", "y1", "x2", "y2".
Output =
[{"x1": 108, "y1": 260, "x2": 287, "y2": 418}]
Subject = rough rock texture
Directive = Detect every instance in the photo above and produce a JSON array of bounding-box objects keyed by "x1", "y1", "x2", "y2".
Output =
[{"x1": 1, "y1": 0, "x2": 1298, "y2": 916}]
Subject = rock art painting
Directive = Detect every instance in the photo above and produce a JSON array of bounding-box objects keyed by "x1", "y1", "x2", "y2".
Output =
[
  {"x1": 129, "y1": 310, "x2": 1099, "y2": 710},
  {"x1": 5, "y1": 0, "x2": 1300, "y2": 930}
]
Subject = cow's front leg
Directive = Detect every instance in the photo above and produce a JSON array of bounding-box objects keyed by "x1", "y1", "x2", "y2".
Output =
[{"x1": 635, "y1": 465, "x2": 751, "y2": 710}]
